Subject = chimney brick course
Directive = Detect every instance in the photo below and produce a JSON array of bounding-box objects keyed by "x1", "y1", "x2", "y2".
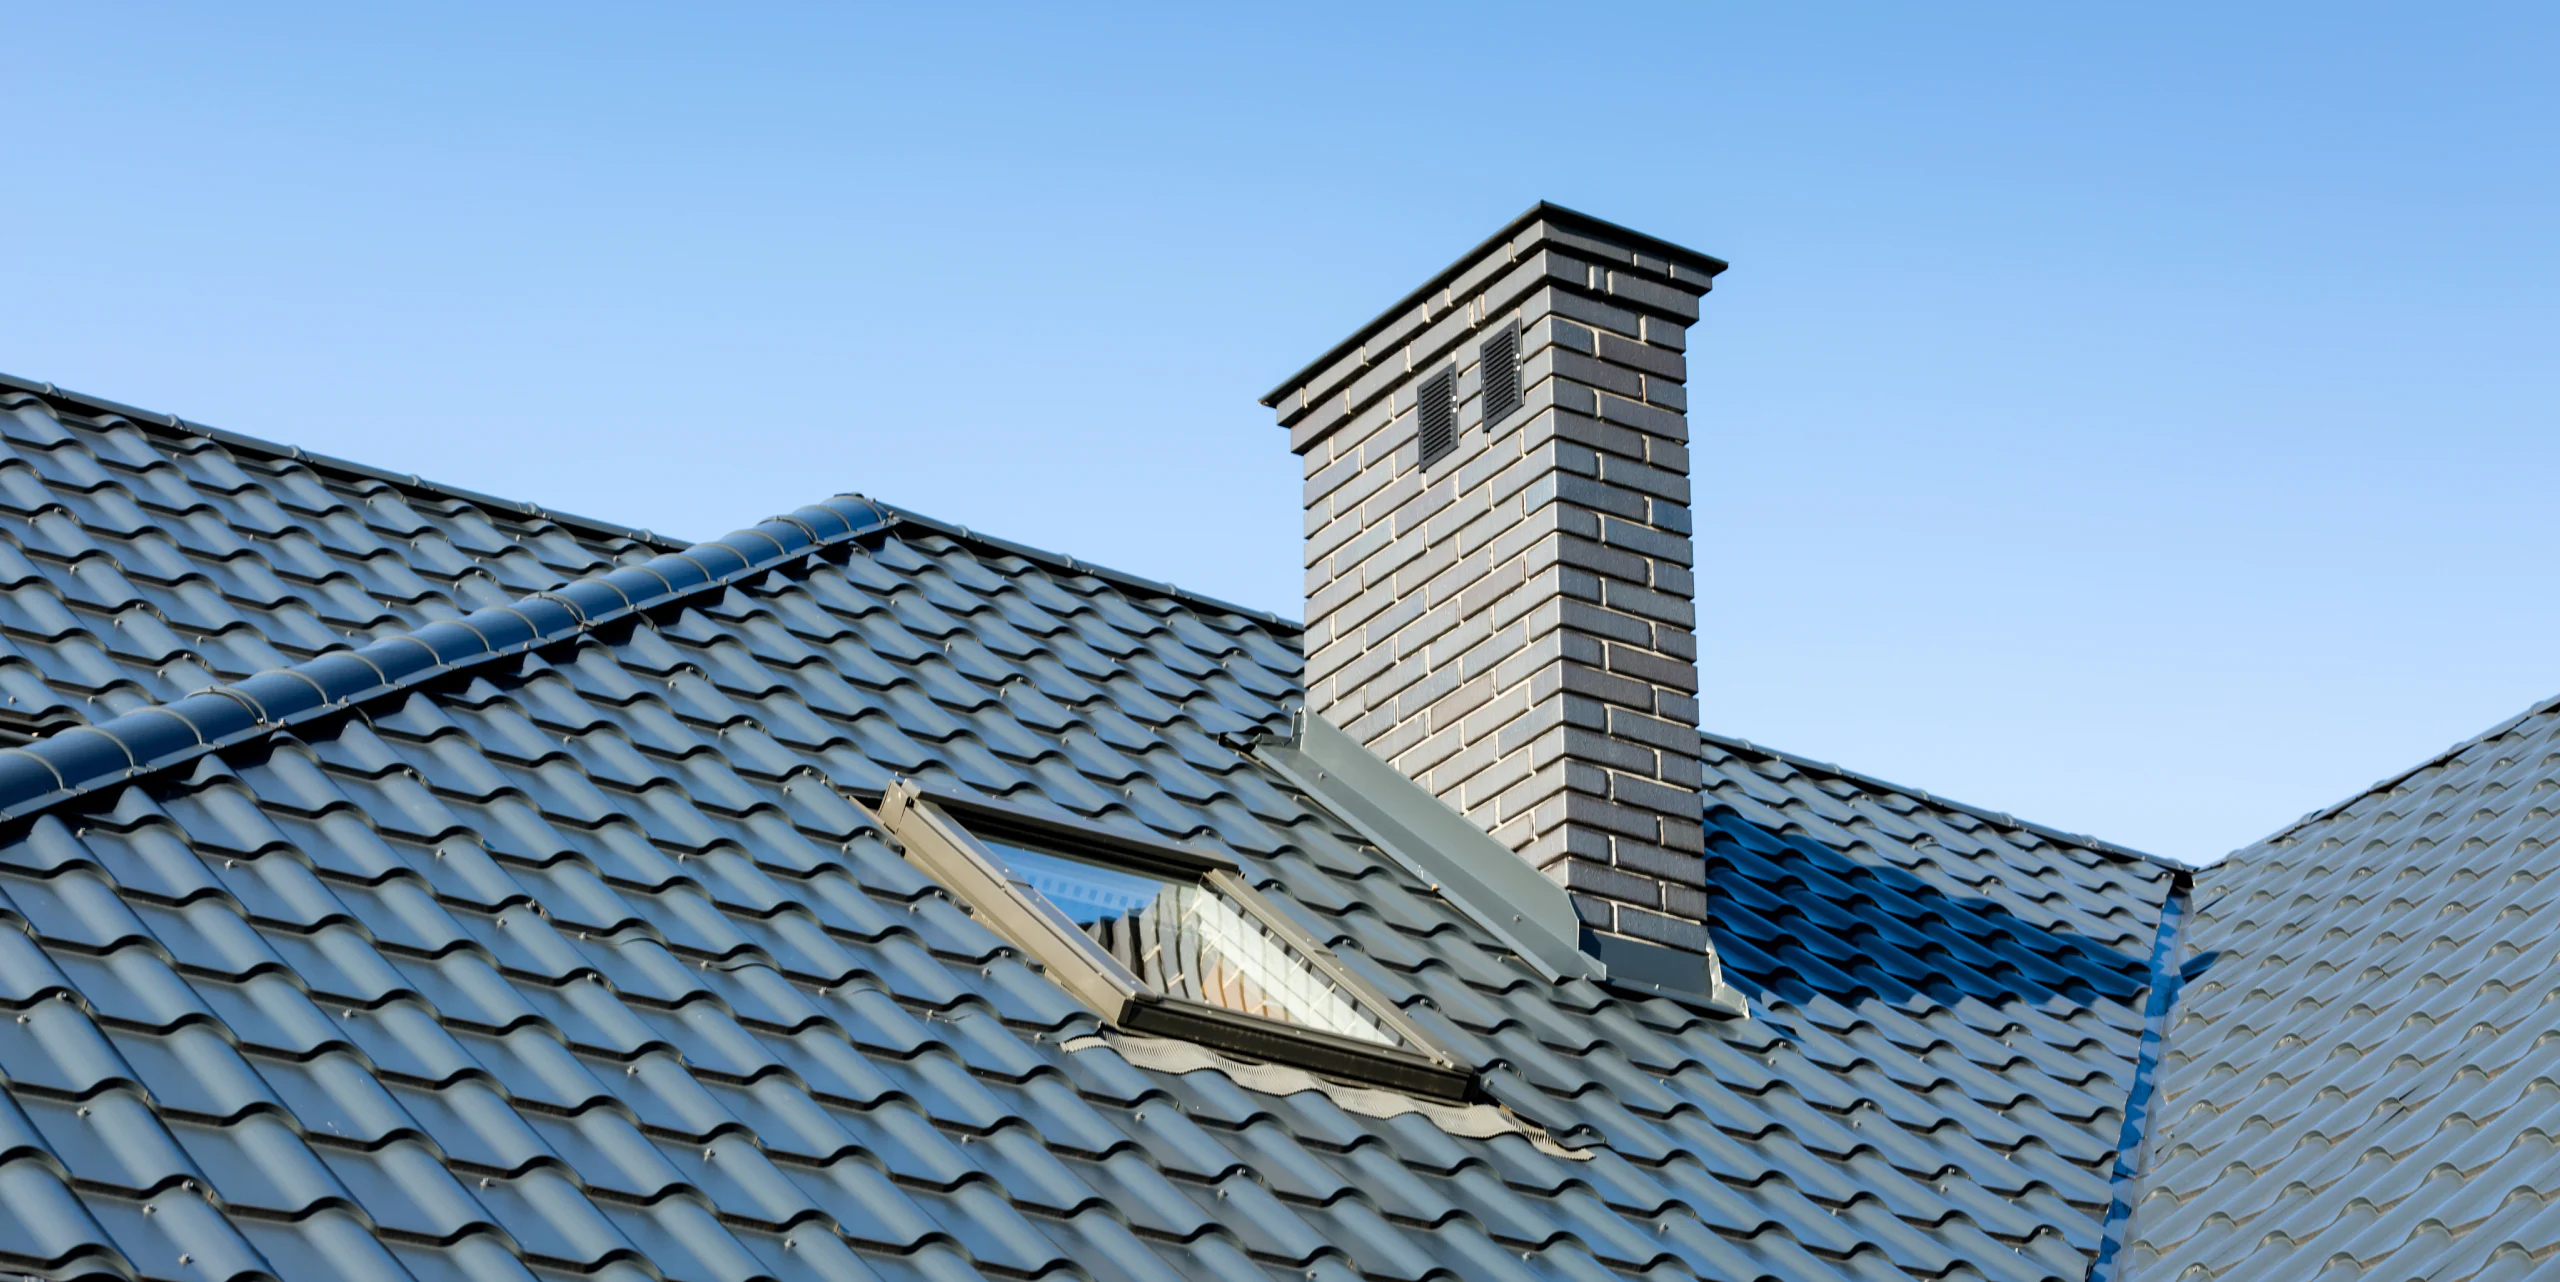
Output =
[{"x1": 1265, "y1": 206, "x2": 1724, "y2": 959}]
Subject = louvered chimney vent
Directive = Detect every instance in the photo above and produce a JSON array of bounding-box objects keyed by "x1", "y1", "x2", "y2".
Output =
[
  {"x1": 1480, "y1": 322, "x2": 1522, "y2": 428},
  {"x1": 1415, "y1": 366, "x2": 1457, "y2": 468}
]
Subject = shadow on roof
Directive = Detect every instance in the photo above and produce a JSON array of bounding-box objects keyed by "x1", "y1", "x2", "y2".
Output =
[{"x1": 1702, "y1": 806, "x2": 2157, "y2": 1019}]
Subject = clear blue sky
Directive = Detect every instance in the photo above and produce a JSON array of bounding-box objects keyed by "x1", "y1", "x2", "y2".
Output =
[{"x1": 8, "y1": 5, "x2": 2556, "y2": 863}]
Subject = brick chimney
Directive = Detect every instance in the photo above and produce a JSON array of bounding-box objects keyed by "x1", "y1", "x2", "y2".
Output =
[{"x1": 1264, "y1": 204, "x2": 1723, "y2": 979}]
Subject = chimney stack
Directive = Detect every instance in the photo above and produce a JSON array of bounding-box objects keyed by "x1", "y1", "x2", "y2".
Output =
[{"x1": 1264, "y1": 204, "x2": 1723, "y2": 983}]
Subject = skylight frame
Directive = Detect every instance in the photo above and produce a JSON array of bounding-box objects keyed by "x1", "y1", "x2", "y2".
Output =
[{"x1": 873, "y1": 780, "x2": 1475, "y2": 1101}]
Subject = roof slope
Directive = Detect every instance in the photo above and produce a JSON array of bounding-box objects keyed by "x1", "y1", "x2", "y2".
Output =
[
  {"x1": 2119, "y1": 697, "x2": 2560, "y2": 1281},
  {"x1": 1697, "y1": 736, "x2": 2182, "y2": 1270},
  {"x1": 0, "y1": 382, "x2": 2177, "y2": 1281}
]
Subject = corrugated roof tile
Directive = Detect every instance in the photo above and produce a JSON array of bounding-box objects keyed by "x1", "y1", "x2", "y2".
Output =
[{"x1": 0, "y1": 388, "x2": 2218, "y2": 1280}]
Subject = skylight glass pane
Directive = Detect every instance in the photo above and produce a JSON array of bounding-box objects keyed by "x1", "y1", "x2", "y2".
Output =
[{"x1": 985, "y1": 839, "x2": 1404, "y2": 1048}]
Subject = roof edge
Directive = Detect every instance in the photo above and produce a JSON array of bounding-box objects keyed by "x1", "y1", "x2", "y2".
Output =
[
  {"x1": 0, "y1": 372, "x2": 692, "y2": 554},
  {"x1": 2239, "y1": 687, "x2": 2560, "y2": 858},
  {"x1": 0, "y1": 496, "x2": 895, "y2": 827},
  {"x1": 1, "y1": 372, "x2": 1306, "y2": 642},
  {"x1": 873, "y1": 503, "x2": 1304, "y2": 636},
  {"x1": 1700, "y1": 727, "x2": 2190, "y2": 872},
  {"x1": 1258, "y1": 202, "x2": 1729, "y2": 408}
]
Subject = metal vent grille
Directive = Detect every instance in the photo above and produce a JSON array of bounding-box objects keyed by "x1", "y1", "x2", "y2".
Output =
[
  {"x1": 1481, "y1": 322, "x2": 1522, "y2": 427},
  {"x1": 1417, "y1": 366, "x2": 1457, "y2": 467}
]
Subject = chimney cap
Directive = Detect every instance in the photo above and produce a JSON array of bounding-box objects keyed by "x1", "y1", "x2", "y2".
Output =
[{"x1": 1259, "y1": 201, "x2": 1728, "y2": 409}]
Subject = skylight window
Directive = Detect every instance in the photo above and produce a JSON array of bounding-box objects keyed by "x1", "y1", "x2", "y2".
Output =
[
  {"x1": 875, "y1": 780, "x2": 1472, "y2": 1100},
  {"x1": 986, "y1": 838, "x2": 1407, "y2": 1047}
]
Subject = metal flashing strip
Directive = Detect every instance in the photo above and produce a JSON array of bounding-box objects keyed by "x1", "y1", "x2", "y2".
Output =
[
  {"x1": 1064, "y1": 1032, "x2": 1586, "y2": 1160},
  {"x1": 1254, "y1": 709, "x2": 1603, "y2": 985},
  {"x1": 2089, "y1": 872, "x2": 2194, "y2": 1282},
  {"x1": 1584, "y1": 930, "x2": 1748, "y2": 1017},
  {"x1": 1263, "y1": 712, "x2": 1747, "y2": 1015},
  {"x1": 0, "y1": 496, "x2": 893, "y2": 826}
]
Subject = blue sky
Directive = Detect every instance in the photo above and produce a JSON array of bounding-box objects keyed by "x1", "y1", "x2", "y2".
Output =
[{"x1": 7, "y1": 5, "x2": 2556, "y2": 862}]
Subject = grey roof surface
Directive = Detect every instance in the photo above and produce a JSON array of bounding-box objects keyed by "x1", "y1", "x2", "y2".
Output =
[
  {"x1": 0, "y1": 380, "x2": 2188, "y2": 1281},
  {"x1": 2120, "y1": 696, "x2": 2560, "y2": 1281}
]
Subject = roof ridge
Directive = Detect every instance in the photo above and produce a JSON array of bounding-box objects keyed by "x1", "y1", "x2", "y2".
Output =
[
  {"x1": 2233, "y1": 688, "x2": 2560, "y2": 859},
  {"x1": 0, "y1": 372, "x2": 692, "y2": 553},
  {"x1": 1, "y1": 372, "x2": 1306, "y2": 640},
  {"x1": 873, "y1": 503, "x2": 1305, "y2": 636},
  {"x1": 1700, "y1": 727, "x2": 2187, "y2": 871},
  {"x1": 0, "y1": 496, "x2": 894, "y2": 827}
]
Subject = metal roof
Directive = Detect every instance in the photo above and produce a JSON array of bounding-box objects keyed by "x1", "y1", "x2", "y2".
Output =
[
  {"x1": 0, "y1": 378, "x2": 2224, "y2": 1280},
  {"x1": 2116, "y1": 695, "x2": 2560, "y2": 1280}
]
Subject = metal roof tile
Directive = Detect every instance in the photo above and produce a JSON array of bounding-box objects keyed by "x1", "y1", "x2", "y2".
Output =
[
  {"x1": 0, "y1": 389, "x2": 2215, "y2": 1279},
  {"x1": 0, "y1": 1153, "x2": 126, "y2": 1275},
  {"x1": 88, "y1": 1183, "x2": 274, "y2": 1279},
  {"x1": 902, "y1": 1181, "x2": 1072, "y2": 1275},
  {"x1": 21, "y1": 1086, "x2": 205, "y2": 1193}
]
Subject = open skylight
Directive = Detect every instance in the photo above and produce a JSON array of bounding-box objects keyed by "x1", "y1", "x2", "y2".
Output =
[{"x1": 873, "y1": 780, "x2": 1473, "y2": 1100}]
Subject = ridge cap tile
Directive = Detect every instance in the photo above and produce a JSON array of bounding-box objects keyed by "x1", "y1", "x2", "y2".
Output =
[{"x1": 0, "y1": 498, "x2": 894, "y2": 827}]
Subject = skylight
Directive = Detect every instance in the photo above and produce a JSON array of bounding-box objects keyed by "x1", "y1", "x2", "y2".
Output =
[
  {"x1": 984, "y1": 837, "x2": 1407, "y2": 1048},
  {"x1": 873, "y1": 780, "x2": 1472, "y2": 1100}
]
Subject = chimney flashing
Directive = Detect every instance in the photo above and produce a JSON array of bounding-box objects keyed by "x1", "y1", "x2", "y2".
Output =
[
  {"x1": 1257, "y1": 709, "x2": 1742, "y2": 1015},
  {"x1": 1254, "y1": 708, "x2": 1604, "y2": 987}
]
